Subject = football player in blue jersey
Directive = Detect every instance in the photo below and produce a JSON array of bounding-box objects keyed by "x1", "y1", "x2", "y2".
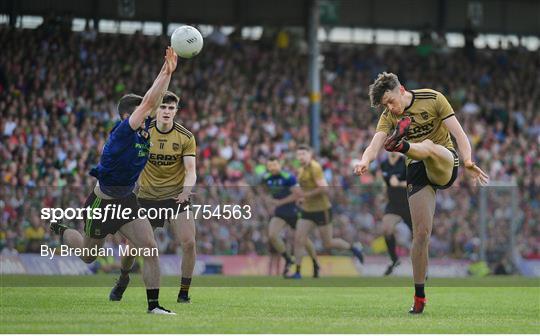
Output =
[
  {"x1": 50, "y1": 47, "x2": 178, "y2": 315},
  {"x1": 263, "y1": 156, "x2": 319, "y2": 277}
]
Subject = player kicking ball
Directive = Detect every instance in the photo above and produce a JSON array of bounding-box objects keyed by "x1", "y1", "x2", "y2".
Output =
[
  {"x1": 354, "y1": 72, "x2": 488, "y2": 314},
  {"x1": 262, "y1": 156, "x2": 320, "y2": 278},
  {"x1": 109, "y1": 91, "x2": 197, "y2": 304},
  {"x1": 379, "y1": 152, "x2": 412, "y2": 276},
  {"x1": 50, "y1": 47, "x2": 178, "y2": 315},
  {"x1": 288, "y1": 145, "x2": 364, "y2": 279}
]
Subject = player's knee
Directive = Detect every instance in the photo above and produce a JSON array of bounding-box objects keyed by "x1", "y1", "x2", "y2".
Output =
[
  {"x1": 322, "y1": 240, "x2": 333, "y2": 250},
  {"x1": 382, "y1": 225, "x2": 393, "y2": 235},
  {"x1": 269, "y1": 232, "x2": 279, "y2": 242},
  {"x1": 421, "y1": 139, "x2": 434, "y2": 147},
  {"x1": 421, "y1": 139, "x2": 435, "y2": 154},
  {"x1": 181, "y1": 238, "x2": 196, "y2": 253},
  {"x1": 413, "y1": 227, "x2": 430, "y2": 246},
  {"x1": 139, "y1": 238, "x2": 158, "y2": 251}
]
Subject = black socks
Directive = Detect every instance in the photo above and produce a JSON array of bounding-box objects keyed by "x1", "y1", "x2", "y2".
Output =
[
  {"x1": 179, "y1": 277, "x2": 191, "y2": 299},
  {"x1": 147, "y1": 288, "x2": 160, "y2": 310},
  {"x1": 385, "y1": 234, "x2": 398, "y2": 263},
  {"x1": 399, "y1": 141, "x2": 410, "y2": 153},
  {"x1": 415, "y1": 284, "x2": 425, "y2": 298}
]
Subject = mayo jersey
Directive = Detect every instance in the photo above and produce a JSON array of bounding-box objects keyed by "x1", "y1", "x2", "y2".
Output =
[
  {"x1": 263, "y1": 170, "x2": 297, "y2": 217},
  {"x1": 138, "y1": 121, "x2": 196, "y2": 200},
  {"x1": 89, "y1": 118, "x2": 152, "y2": 198},
  {"x1": 376, "y1": 89, "x2": 456, "y2": 165},
  {"x1": 298, "y1": 160, "x2": 331, "y2": 212}
]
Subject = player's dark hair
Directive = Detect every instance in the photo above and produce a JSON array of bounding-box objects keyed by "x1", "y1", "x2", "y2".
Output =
[
  {"x1": 267, "y1": 156, "x2": 279, "y2": 162},
  {"x1": 297, "y1": 144, "x2": 312, "y2": 152},
  {"x1": 162, "y1": 91, "x2": 180, "y2": 106},
  {"x1": 117, "y1": 93, "x2": 143, "y2": 117},
  {"x1": 368, "y1": 72, "x2": 401, "y2": 107}
]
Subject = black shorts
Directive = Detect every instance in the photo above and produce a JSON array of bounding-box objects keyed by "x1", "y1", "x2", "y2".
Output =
[
  {"x1": 298, "y1": 208, "x2": 332, "y2": 226},
  {"x1": 385, "y1": 203, "x2": 412, "y2": 230},
  {"x1": 406, "y1": 149, "x2": 459, "y2": 197},
  {"x1": 138, "y1": 198, "x2": 191, "y2": 228},
  {"x1": 274, "y1": 214, "x2": 298, "y2": 229},
  {"x1": 83, "y1": 192, "x2": 139, "y2": 239}
]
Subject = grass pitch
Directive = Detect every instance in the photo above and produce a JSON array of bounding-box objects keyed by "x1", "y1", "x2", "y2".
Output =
[{"x1": 1, "y1": 275, "x2": 539, "y2": 333}]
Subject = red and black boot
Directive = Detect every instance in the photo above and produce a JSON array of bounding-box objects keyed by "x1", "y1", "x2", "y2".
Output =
[
  {"x1": 384, "y1": 116, "x2": 411, "y2": 152},
  {"x1": 409, "y1": 295, "x2": 427, "y2": 314}
]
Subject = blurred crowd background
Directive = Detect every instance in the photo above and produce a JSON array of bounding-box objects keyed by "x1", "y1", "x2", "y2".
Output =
[{"x1": 1, "y1": 19, "x2": 539, "y2": 275}]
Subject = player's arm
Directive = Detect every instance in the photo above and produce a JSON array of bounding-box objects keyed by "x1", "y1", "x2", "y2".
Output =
[
  {"x1": 273, "y1": 185, "x2": 301, "y2": 206},
  {"x1": 183, "y1": 156, "x2": 197, "y2": 193},
  {"x1": 437, "y1": 92, "x2": 488, "y2": 185},
  {"x1": 175, "y1": 135, "x2": 197, "y2": 203},
  {"x1": 174, "y1": 156, "x2": 196, "y2": 204},
  {"x1": 353, "y1": 131, "x2": 387, "y2": 175},
  {"x1": 444, "y1": 116, "x2": 489, "y2": 185},
  {"x1": 302, "y1": 174, "x2": 329, "y2": 198},
  {"x1": 129, "y1": 47, "x2": 178, "y2": 130},
  {"x1": 259, "y1": 180, "x2": 276, "y2": 205}
]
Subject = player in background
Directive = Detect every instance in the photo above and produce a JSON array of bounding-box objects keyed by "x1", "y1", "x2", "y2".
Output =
[
  {"x1": 288, "y1": 145, "x2": 364, "y2": 279},
  {"x1": 263, "y1": 156, "x2": 320, "y2": 278},
  {"x1": 354, "y1": 72, "x2": 488, "y2": 313},
  {"x1": 109, "y1": 91, "x2": 197, "y2": 304},
  {"x1": 379, "y1": 152, "x2": 412, "y2": 276},
  {"x1": 50, "y1": 47, "x2": 178, "y2": 315}
]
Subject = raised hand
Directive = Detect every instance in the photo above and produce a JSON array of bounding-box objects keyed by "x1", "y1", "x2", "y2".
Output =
[
  {"x1": 163, "y1": 46, "x2": 178, "y2": 75},
  {"x1": 464, "y1": 161, "x2": 489, "y2": 186}
]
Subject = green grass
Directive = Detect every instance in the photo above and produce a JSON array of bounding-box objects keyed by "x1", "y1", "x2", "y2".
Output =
[{"x1": 1, "y1": 275, "x2": 539, "y2": 333}]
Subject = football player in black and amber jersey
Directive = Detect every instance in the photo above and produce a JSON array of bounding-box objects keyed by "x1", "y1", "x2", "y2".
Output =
[
  {"x1": 109, "y1": 91, "x2": 197, "y2": 304},
  {"x1": 354, "y1": 72, "x2": 488, "y2": 314},
  {"x1": 289, "y1": 145, "x2": 364, "y2": 279}
]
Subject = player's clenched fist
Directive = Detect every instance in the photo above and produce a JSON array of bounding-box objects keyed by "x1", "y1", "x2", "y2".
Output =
[{"x1": 352, "y1": 159, "x2": 369, "y2": 176}]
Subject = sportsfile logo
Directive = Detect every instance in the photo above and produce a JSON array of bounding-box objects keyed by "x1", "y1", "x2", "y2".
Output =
[
  {"x1": 40, "y1": 203, "x2": 252, "y2": 223},
  {"x1": 40, "y1": 204, "x2": 186, "y2": 223}
]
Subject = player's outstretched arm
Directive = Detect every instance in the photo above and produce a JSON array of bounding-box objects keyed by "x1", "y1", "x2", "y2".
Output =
[
  {"x1": 129, "y1": 47, "x2": 178, "y2": 130},
  {"x1": 353, "y1": 131, "x2": 387, "y2": 176},
  {"x1": 444, "y1": 116, "x2": 489, "y2": 185}
]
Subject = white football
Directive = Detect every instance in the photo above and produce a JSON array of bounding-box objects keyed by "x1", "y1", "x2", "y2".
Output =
[{"x1": 170, "y1": 26, "x2": 203, "y2": 58}]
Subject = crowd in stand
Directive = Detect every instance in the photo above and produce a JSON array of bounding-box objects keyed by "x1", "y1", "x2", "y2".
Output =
[{"x1": 1, "y1": 21, "x2": 539, "y2": 272}]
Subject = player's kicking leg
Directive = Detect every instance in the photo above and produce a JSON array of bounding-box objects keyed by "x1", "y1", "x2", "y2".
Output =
[
  {"x1": 385, "y1": 117, "x2": 454, "y2": 186},
  {"x1": 119, "y1": 218, "x2": 175, "y2": 315},
  {"x1": 382, "y1": 214, "x2": 402, "y2": 276},
  {"x1": 168, "y1": 206, "x2": 196, "y2": 303}
]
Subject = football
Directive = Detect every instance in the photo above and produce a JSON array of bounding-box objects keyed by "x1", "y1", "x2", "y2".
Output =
[{"x1": 170, "y1": 25, "x2": 203, "y2": 58}]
